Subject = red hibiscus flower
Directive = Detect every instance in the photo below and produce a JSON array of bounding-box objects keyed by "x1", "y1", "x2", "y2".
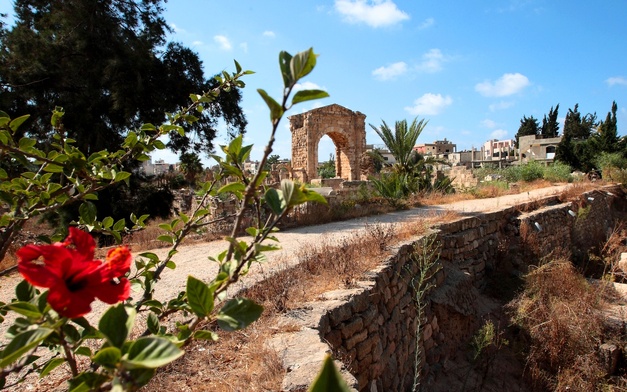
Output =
[{"x1": 17, "y1": 227, "x2": 132, "y2": 319}]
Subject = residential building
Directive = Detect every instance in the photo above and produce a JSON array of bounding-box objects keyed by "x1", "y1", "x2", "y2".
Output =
[
  {"x1": 518, "y1": 134, "x2": 563, "y2": 164},
  {"x1": 482, "y1": 139, "x2": 515, "y2": 161},
  {"x1": 414, "y1": 138, "x2": 457, "y2": 158}
]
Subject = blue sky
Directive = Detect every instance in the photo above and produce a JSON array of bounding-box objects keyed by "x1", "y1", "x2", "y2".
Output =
[{"x1": 3, "y1": 1, "x2": 627, "y2": 165}]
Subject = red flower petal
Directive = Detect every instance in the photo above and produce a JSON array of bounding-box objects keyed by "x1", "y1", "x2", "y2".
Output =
[
  {"x1": 93, "y1": 278, "x2": 131, "y2": 305},
  {"x1": 105, "y1": 246, "x2": 132, "y2": 277},
  {"x1": 17, "y1": 245, "x2": 69, "y2": 288},
  {"x1": 47, "y1": 283, "x2": 95, "y2": 319},
  {"x1": 66, "y1": 227, "x2": 95, "y2": 261}
]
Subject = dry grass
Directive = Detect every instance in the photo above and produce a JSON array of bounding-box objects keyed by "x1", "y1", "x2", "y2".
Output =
[
  {"x1": 508, "y1": 259, "x2": 608, "y2": 391},
  {"x1": 146, "y1": 314, "x2": 286, "y2": 392}
]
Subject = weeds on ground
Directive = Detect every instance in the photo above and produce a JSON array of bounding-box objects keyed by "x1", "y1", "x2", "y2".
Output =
[
  {"x1": 508, "y1": 259, "x2": 606, "y2": 391},
  {"x1": 147, "y1": 314, "x2": 285, "y2": 392}
]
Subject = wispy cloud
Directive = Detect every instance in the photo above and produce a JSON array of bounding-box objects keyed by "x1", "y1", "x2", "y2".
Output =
[
  {"x1": 373, "y1": 49, "x2": 448, "y2": 81},
  {"x1": 416, "y1": 49, "x2": 447, "y2": 73},
  {"x1": 294, "y1": 81, "x2": 326, "y2": 92},
  {"x1": 191, "y1": 40, "x2": 203, "y2": 47},
  {"x1": 419, "y1": 17, "x2": 435, "y2": 29},
  {"x1": 481, "y1": 119, "x2": 498, "y2": 129},
  {"x1": 405, "y1": 93, "x2": 453, "y2": 115},
  {"x1": 169, "y1": 23, "x2": 186, "y2": 34},
  {"x1": 213, "y1": 35, "x2": 232, "y2": 50},
  {"x1": 372, "y1": 61, "x2": 408, "y2": 81},
  {"x1": 263, "y1": 31, "x2": 276, "y2": 38},
  {"x1": 475, "y1": 73, "x2": 530, "y2": 97},
  {"x1": 606, "y1": 76, "x2": 627, "y2": 87},
  {"x1": 334, "y1": 0, "x2": 410, "y2": 28},
  {"x1": 490, "y1": 129, "x2": 508, "y2": 139},
  {"x1": 489, "y1": 101, "x2": 515, "y2": 111},
  {"x1": 239, "y1": 42, "x2": 248, "y2": 53}
]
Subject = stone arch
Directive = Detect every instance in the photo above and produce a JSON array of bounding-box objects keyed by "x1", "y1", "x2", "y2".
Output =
[{"x1": 288, "y1": 104, "x2": 366, "y2": 181}]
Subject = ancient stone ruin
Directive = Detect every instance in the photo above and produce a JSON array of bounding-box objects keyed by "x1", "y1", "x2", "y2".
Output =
[{"x1": 288, "y1": 104, "x2": 367, "y2": 182}]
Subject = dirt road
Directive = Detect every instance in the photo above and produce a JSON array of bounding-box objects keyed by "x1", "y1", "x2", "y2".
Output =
[{"x1": 0, "y1": 184, "x2": 573, "y2": 316}]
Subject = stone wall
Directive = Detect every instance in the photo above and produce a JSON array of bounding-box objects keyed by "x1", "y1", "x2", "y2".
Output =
[{"x1": 269, "y1": 185, "x2": 626, "y2": 391}]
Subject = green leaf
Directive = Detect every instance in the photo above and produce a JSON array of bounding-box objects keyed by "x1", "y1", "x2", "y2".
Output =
[
  {"x1": 292, "y1": 89, "x2": 330, "y2": 105},
  {"x1": 39, "y1": 358, "x2": 65, "y2": 378},
  {"x1": 92, "y1": 347, "x2": 122, "y2": 368},
  {"x1": 122, "y1": 337, "x2": 184, "y2": 369},
  {"x1": 291, "y1": 48, "x2": 317, "y2": 81},
  {"x1": 8, "y1": 302, "x2": 42, "y2": 319},
  {"x1": 140, "y1": 123, "x2": 156, "y2": 131},
  {"x1": 0, "y1": 328, "x2": 53, "y2": 368},
  {"x1": 157, "y1": 235, "x2": 174, "y2": 245},
  {"x1": 74, "y1": 346, "x2": 92, "y2": 357},
  {"x1": 264, "y1": 188, "x2": 286, "y2": 215},
  {"x1": 102, "y1": 216, "x2": 114, "y2": 229},
  {"x1": 113, "y1": 218, "x2": 126, "y2": 231},
  {"x1": 216, "y1": 298, "x2": 263, "y2": 331},
  {"x1": 307, "y1": 355, "x2": 352, "y2": 392},
  {"x1": 18, "y1": 137, "x2": 36, "y2": 150},
  {"x1": 147, "y1": 312, "x2": 160, "y2": 335},
  {"x1": 79, "y1": 202, "x2": 98, "y2": 225},
  {"x1": 15, "y1": 280, "x2": 36, "y2": 302},
  {"x1": 186, "y1": 276, "x2": 214, "y2": 318},
  {"x1": 193, "y1": 330, "x2": 219, "y2": 341},
  {"x1": 9, "y1": 115, "x2": 30, "y2": 132},
  {"x1": 43, "y1": 163, "x2": 64, "y2": 173},
  {"x1": 99, "y1": 304, "x2": 136, "y2": 348},
  {"x1": 279, "y1": 50, "x2": 294, "y2": 88},
  {"x1": 257, "y1": 89, "x2": 284, "y2": 122},
  {"x1": 217, "y1": 182, "x2": 246, "y2": 197},
  {"x1": 114, "y1": 171, "x2": 131, "y2": 182}
]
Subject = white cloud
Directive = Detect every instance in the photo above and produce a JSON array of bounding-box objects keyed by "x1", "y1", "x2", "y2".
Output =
[
  {"x1": 606, "y1": 77, "x2": 627, "y2": 87},
  {"x1": 372, "y1": 61, "x2": 408, "y2": 81},
  {"x1": 169, "y1": 23, "x2": 186, "y2": 34},
  {"x1": 490, "y1": 129, "x2": 508, "y2": 139},
  {"x1": 294, "y1": 81, "x2": 326, "y2": 92},
  {"x1": 240, "y1": 42, "x2": 248, "y2": 53},
  {"x1": 192, "y1": 40, "x2": 203, "y2": 47},
  {"x1": 416, "y1": 49, "x2": 446, "y2": 73},
  {"x1": 405, "y1": 93, "x2": 453, "y2": 115},
  {"x1": 419, "y1": 17, "x2": 435, "y2": 29},
  {"x1": 263, "y1": 31, "x2": 276, "y2": 38},
  {"x1": 335, "y1": 0, "x2": 410, "y2": 28},
  {"x1": 481, "y1": 119, "x2": 498, "y2": 129},
  {"x1": 489, "y1": 101, "x2": 514, "y2": 111},
  {"x1": 213, "y1": 35, "x2": 232, "y2": 50},
  {"x1": 475, "y1": 73, "x2": 530, "y2": 97}
]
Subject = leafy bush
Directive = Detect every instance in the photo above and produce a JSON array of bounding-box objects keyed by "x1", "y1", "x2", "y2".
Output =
[
  {"x1": 519, "y1": 161, "x2": 544, "y2": 182},
  {"x1": 597, "y1": 152, "x2": 627, "y2": 184},
  {"x1": 370, "y1": 172, "x2": 414, "y2": 208},
  {"x1": 542, "y1": 162, "x2": 572, "y2": 183}
]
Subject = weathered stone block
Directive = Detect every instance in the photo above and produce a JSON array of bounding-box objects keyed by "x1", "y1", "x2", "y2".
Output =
[
  {"x1": 346, "y1": 329, "x2": 368, "y2": 350},
  {"x1": 341, "y1": 317, "x2": 364, "y2": 340}
]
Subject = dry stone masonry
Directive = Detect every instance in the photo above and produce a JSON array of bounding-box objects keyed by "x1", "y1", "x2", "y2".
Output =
[{"x1": 269, "y1": 185, "x2": 626, "y2": 391}]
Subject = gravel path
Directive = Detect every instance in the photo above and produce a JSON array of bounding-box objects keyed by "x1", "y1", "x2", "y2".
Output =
[{"x1": 0, "y1": 184, "x2": 573, "y2": 321}]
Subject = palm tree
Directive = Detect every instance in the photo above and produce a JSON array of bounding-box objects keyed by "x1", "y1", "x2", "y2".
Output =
[
  {"x1": 369, "y1": 118, "x2": 428, "y2": 174},
  {"x1": 179, "y1": 152, "x2": 204, "y2": 188}
]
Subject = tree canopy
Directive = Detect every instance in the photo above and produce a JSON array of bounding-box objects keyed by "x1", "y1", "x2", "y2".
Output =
[
  {"x1": 369, "y1": 117, "x2": 427, "y2": 174},
  {"x1": 0, "y1": 0, "x2": 246, "y2": 157},
  {"x1": 555, "y1": 103, "x2": 599, "y2": 171},
  {"x1": 514, "y1": 115, "x2": 539, "y2": 147},
  {"x1": 540, "y1": 104, "x2": 560, "y2": 138}
]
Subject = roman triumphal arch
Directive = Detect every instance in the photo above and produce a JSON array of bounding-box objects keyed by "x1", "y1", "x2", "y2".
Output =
[{"x1": 288, "y1": 104, "x2": 366, "y2": 182}]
